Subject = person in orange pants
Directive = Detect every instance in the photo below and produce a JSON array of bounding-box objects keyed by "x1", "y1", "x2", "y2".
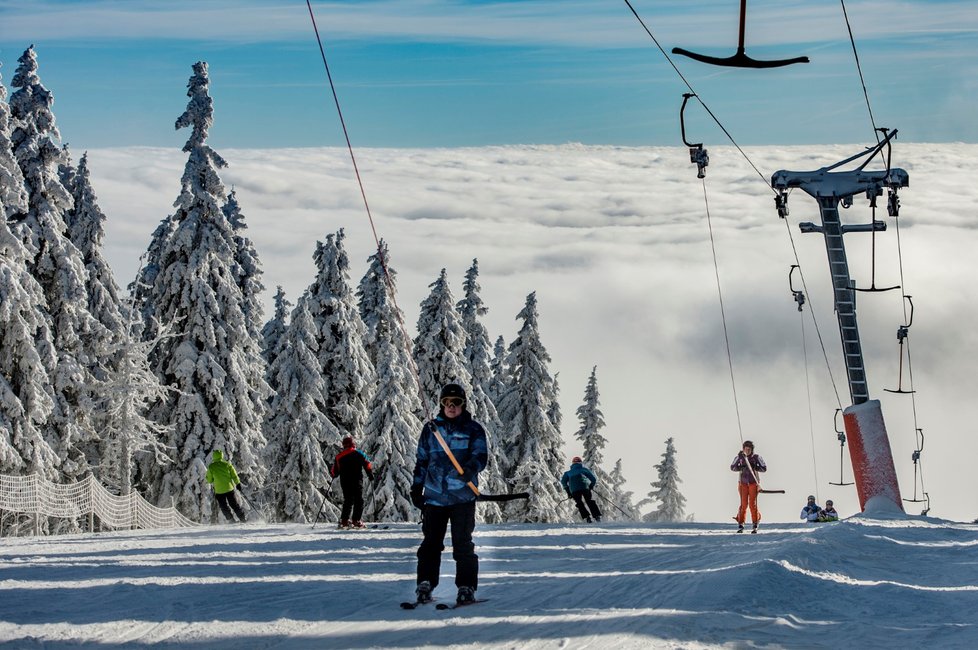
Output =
[{"x1": 731, "y1": 440, "x2": 766, "y2": 533}]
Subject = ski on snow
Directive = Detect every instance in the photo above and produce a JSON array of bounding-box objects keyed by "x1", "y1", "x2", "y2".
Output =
[
  {"x1": 400, "y1": 598, "x2": 437, "y2": 610},
  {"x1": 435, "y1": 598, "x2": 489, "y2": 610}
]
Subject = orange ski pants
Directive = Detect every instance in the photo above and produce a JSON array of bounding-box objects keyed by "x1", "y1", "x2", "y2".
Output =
[{"x1": 736, "y1": 483, "x2": 760, "y2": 525}]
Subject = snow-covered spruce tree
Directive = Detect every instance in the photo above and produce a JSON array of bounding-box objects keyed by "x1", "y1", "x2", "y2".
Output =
[
  {"x1": 305, "y1": 229, "x2": 375, "y2": 459},
  {"x1": 0, "y1": 194, "x2": 59, "y2": 482},
  {"x1": 264, "y1": 297, "x2": 339, "y2": 523},
  {"x1": 413, "y1": 268, "x2": 473, "y2": 414},
  {"x1": 129, "y1": 214, "x2": 175, "y2": 329},
  {"x1": 643, "y1": 437, "x2": 687, "y2": 523},
  {"x1": 10, "y1": 45, "x2": 106, "y2": 486},
  {"x1": 456, "y1": 259, "x2": 505, "y2": 521},
  {"x1": 0, "y1": 64, "x2": 28, "y2": 221},
  {"x1": 607, "y1": 458, "x2": 640, "y2": 521},
  {"x1": 260, "y1": 286, "x2": 291, "y2": 403},
  {"x1": 361, "y1": 299, "x2": 423, "y2": 523},
  {"x1": 488, "y1": 334, "x2": 508, "y2": 403},
  {"x1": 98, "y1": 313, "x2": 173, "y2": 497},
  {"x1": 63, "y1": 152, "x2": 126, "y2": 362},
  {"x1": 144, "y1": 61, "x2": 269, "y2": 521},
  {"x1": 223, "y1": 189, "x2": 264, "y2": 340},
  {"x1": 574, "y1": 366, "x2": 613, "y2": 494},
  {"x1": 495, "y1": 292, "x2": 567, "y2": 522},
  {"x1": 357, "y1": 239, "x2": 397, "y2": 367}
]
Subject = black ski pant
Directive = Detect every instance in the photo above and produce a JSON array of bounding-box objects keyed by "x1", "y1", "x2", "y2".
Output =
[
  {"x1": 417, "y1": 500, "x2": 478, "y2": 590},
  {"x1": 340, "y1": 480, "x2": 364, "y2": 522},
  {"x1": 215, "y1": 490, "x2": 246, "y2": 523},
  {"x1": 571, "y1": 489, "x2": 601, "y2": 521}
]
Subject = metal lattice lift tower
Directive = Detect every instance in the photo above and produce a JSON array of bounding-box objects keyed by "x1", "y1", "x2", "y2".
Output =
[{"x1": 772, "y1": 131, "x2": 908, "y2": 513}]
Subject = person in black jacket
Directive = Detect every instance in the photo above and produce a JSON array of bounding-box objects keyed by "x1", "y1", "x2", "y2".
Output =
[{"x1": 330, "y1": 435, "x2": 374, "y2": 529}]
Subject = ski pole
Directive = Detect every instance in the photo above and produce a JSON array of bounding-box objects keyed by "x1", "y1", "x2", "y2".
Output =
[
  {"x1": 592, "y1": 488, "x2": 633, "y2": 519},
  {"x1": 311, "y1": 477, "x2": 335, "y2": 529}
]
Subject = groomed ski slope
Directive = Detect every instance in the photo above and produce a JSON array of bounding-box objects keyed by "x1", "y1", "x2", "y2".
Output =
[{"x1": 1, "y1": 516, "x2": 977, "y2": 649}]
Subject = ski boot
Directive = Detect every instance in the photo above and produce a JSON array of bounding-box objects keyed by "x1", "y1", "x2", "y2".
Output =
[
  {"x1": 736, "y1": 523, "x2": 744, "y2": 534},
  {"x1": 339, "y1": 519, "x2": 351, "y2": 529},
  {"x1": 456, "y1": 586, "x2": 476, "y2": 605},
  {"x1": 751, "y1": 524, "x2": 758, "y2": 534},
  {"x1": 416, "y1": 580, "x2": 433, "y2": 604},
  {"x1": 352, "y1": 520, "x2": 366, "y2": 529}
]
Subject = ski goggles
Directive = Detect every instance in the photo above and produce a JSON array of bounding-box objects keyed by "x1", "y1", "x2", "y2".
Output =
[{"x1": 441, "y1": 397, "x2": 465, "y2": 408}]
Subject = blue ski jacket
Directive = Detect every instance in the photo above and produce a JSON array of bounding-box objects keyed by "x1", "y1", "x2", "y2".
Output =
[
  {"x1": 412, "y1": 411, "x2": 488, "y2": 507},
  {"x1": 561, "y1": 462, "x2": 597, "y2": 495}
]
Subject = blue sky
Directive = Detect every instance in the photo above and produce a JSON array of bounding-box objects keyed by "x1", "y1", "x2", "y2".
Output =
[{"x1": 2, "y1": 0, "x2": 976, "y2": 150}]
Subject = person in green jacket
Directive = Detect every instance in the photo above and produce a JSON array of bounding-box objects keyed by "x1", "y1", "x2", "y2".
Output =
[{"x1": 206, "y1": 450, "x2": 246, "y2": 523}]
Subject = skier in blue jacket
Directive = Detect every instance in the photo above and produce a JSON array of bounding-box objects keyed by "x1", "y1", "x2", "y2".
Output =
[
  {"x1": 561, "y1": 456, "x2": 602, "y2": 523},
  {"x1": 410, "y1": 383, "x2": 488, "y2": 606}
]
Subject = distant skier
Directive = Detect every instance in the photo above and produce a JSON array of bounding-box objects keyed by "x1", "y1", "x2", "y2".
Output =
[
  {"x1": 206, "y1": 450, "x2": 247, "y2": 524},
  {"x1": 817, "y1": 500, "x2": 839, "y2": 522},
  {"x1": 561, "y1": 456, "x2": 602, "y2": 523},
  {"x1": 731, "y1": 440, "x2": 766, "y2": 533},
  {"x1": 330, "y1": 435, "x2": 374, "y2": 529},
  {"x1": 410, "y1": 383, "x2": 488, "y2": 606},
  {"x1": 800, "y1": 495, "x2": 821, "y2": 522}
]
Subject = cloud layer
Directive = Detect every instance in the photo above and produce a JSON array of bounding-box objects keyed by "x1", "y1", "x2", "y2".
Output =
[{"x1": 83, "y1": 142, "x2": 978, "y2": 523}]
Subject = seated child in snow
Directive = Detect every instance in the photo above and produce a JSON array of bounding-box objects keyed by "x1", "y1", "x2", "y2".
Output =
[
  {"x1": 800, "y1": 495, "x2": 821, "y2": 522},
  {"x1": 817, "y1": 500, "x2": 839, "y2": 522}
]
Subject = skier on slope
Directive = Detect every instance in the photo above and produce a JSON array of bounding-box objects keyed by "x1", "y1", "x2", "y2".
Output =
[
  {"x1": 330, "y1": 435, "x2": 374, "y2": 529},
  {"x1": 731, "y1": 440, "x2": 766, "y2": 533},
  {"x1": 561, "y1": 456, "x2": 602, "y2": 523},
  {"x1": 410, "y1": 383, "x2": 488, "y2": 607},
  {"x1": 817, "y1": 500, "x2": 839, "y2": 522},
  {"x1": 206, "y1": 450, "x2": 247, "y2": 524}
]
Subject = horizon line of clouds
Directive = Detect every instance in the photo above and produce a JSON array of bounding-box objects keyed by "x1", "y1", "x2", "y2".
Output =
[{"x1": 2, "y1": 0, "x2": 975, "y2": 50}]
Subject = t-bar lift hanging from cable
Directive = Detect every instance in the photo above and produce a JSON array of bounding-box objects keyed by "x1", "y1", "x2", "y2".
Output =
[{"x1": 672, "y1": 0, "x2": 810, "y2": 69}]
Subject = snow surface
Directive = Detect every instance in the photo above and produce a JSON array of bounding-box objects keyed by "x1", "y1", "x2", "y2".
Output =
[{"x1": 2, "y1": 515, "x2": 977, "y2": 649}]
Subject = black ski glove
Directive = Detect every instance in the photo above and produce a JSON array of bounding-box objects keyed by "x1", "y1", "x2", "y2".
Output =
[{"x1": 410, "y1": 484, "x2": 425, "y2": 509}]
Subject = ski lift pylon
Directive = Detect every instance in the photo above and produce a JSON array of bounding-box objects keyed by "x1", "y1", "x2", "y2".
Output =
[{"x1": 672, "y1": 0, "x2": 810, "y2": 69}]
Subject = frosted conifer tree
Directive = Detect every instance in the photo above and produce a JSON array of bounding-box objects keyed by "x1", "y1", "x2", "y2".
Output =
[
  {"x1": 607, "y1": 459, "x2": 640, "y2": 521},
  {"x1": 98, "y1": 314, "x2": 173, "y2": 496},
  {"x1": 0, "y1": 64, "x2": 28, "y2": 220},
  {"x1": 456, "y1": 259, "x2": 505, "y2": 521},
  {"x1": 223, "y1": 189, "x2": 264, "y2": 339},
  {"x1": 356, "y1": 240, "x2": 398, "y2": 367},
  {"x1": 63, "y1": 152, "x2": 126, "y2": 361},
  {"x1": 413, "y1": 268, "x2": 472, "y2": 414},
  {"x1": 488, "y1": 334, "x2": 508, "y2": 403},
  {"x1": 145, "y1": 62, "x2": 269, "y2": 520},
  {"x1": 495, "y1": 292, "x2": 566, "y2": 522},
  {"x1": 10, "y1": 45, "x2": 105, "y2": 484},
  {"x1": 643, "y1": 437, "x2": 687, "y2": 522},
  {"x1": 362, "y1": 301, "x2": 423, "y2": 523},
  {"x1": 129, "y1": 215, "x2": 175, "y2": 328},
  {"x1": 0, "y1": 196, "x2": 58, "y2": 480},
  {"x1": 305, "y1": 229, "x2": 375, "y2": 449},
  {"x1": 264, "y1": 298, "x2": 339, "y2": 523},
  {"x1": 260, "y1": 286, "x2": 291, "y2": 403},
  {"x1": 574, "y1": 366, "x2": 613, "y2": 493}
]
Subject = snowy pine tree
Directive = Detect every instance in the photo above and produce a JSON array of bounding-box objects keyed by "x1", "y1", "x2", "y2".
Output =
[
  {"x1": 574, "y1": 366, "x2": 613, "y2": 496},
  {"x1": 223, "y1": 189, "x2": 264, "y2": 340},
  {"x1": 0, "y1": 190, "x2": 58, "y2": 480},
  {"x1": 413, "y1": 268, "x2": 472, "y2": 415},
  {"x1": 495, "y1": 292, "x2": 566, "y2": 522},
  {"x1": 643, "y1": 437, "x2": 687, "y2": 523},
  {"x1": 607, "y1": 458, "x2": 640, "y2": 521},
  {"x1": 0, "y1": 63, "x2": 28, "y2": 221},
  {"x1": 10, "y1": 45, "x2": 105, "y2": 485},
  {"x1": 456, "y1": 259, "x2": 505, "y2": 521},
  {"x1": 129, "y1": 215, "x2": 175, "y2": 328},
  {"x1": 264, "y1": 297, "x2": 339, "y2": 523},
  {"x1": 361, "y1": 298, "x2": 423, "y2": 523},
  {"x1": 260, "y1": 286, "x2": 291, "y2": 404},
  {"x1": 356, "y1": 239, "x2": 399, "y2": 368},
  {"x1": 144, "y1": 62, "x2": 269, "y2": 521},
  {"x1": 305, "y1": 229, "x2": 375, "y2": 458},
  {"x1": 488, "y1": 334, "x2": 508, "y2": 403}
]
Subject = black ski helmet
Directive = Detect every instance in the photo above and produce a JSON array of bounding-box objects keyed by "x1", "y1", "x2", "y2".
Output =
[{"x1": 440, "y1": 383, "x2": 466, "y2": 401}]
